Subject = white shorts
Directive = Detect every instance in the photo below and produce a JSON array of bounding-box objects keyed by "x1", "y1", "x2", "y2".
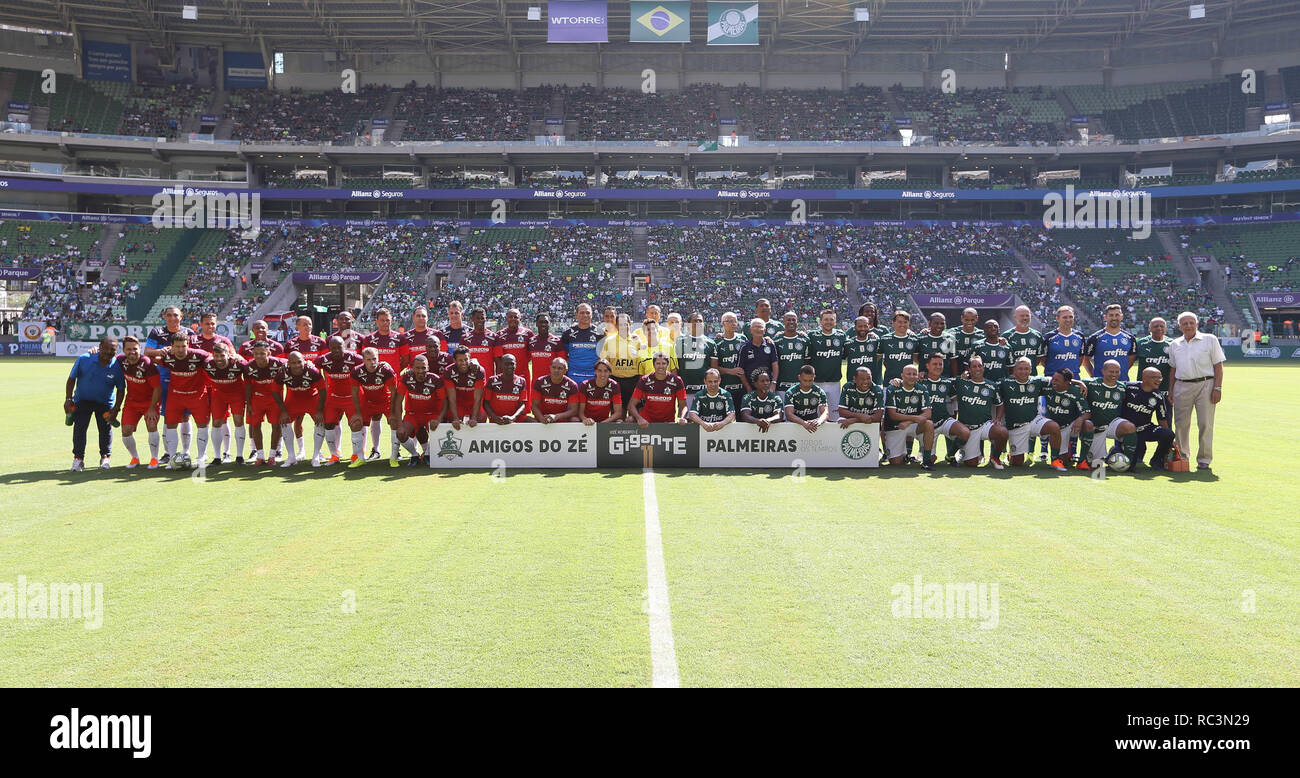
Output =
[
  {"x1": 963, "y1": 421, "x2": 991, "y2": 462},
  {"x1": 817, "y1": 382, "x2": 841, "y2": 420},
  {"x1": 1007, "y1": 416, "x2": 1051, "y2": 456},
  {"x1": 1089, "y1": 417, "x2": 1127, "y2": 463},
  {"x1": 884, "y1": 423, "x2": 917, "y2": 458},
  {"x1": 934, "y1": 417, "x2": 958, "y2": 436}
]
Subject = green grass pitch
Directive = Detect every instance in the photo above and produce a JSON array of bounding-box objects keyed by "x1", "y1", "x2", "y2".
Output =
[{"x1": 1, "y1": 358, "x2": 1296, "y2": 687}]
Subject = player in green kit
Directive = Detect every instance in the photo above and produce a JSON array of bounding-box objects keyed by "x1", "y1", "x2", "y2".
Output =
[
  {"x1": 838, "y1": 366, "x2": 885, "y2": 426},
  {"x1": 755, "y1": 299, "x2": 782, "y2": 340},
  {"x1": 804, "y1": 309, "x2": 845, "y2": 419},
  {"x1": 844, "y1": 316, "x2": 879, "y2": 381},
  {"x1": 858, "y1": 301, "x2": 891, "y2": 339},
  {"x1": 740, "y1": 370, "x2": 785, "y2": 432},
  {"x1": 917, "y1": 352, "x2": 962, "y2": 464},
  {"x1": 1081, "y1": 359, "x2": 1136, "y2": 469},
  {"x1": 953, "y1": 355, "x2": 1007, "y2": 468},
  {"x1": 995, "y1": 357, "x2": 1067, "y2": 471},
  {"x1": 915, "y1": 313, "x2": 958, "y2": 376},
  {"x1": 784, "y1": 365, "x2": 829, "y2": 431},
  {"x1": 948, "y1": 307, "x2": 985, "y2": 371},
  {"x1": 772, "y1": 311, "x2": 809, "y2": 392},
  {"x1": 687, "y1": 369, "x2": 736, "y2": 432},
  {"x1": 877, "y1": 310, "x2": 919, "y2": 384},
  {"x1": 1002, "y1": 306, "x2": 1046, "y2": 372},
  {"x1": 970, "y1": 319, "x2": 1012, "y2": 382},
  {"x1": 1135, "y1": 316, "x2": 1172, "y2": 405},
  {"x1": 675, "y1": 312, "x2": 716, "y2": 409},
  {"x1": 712, "y1": 312, "x2": 746, "y2": 410},
  {"x1": 1038, "y1": 367, "x2": 1091, "y2": 469},
  {"x1": 884, "y1": 364, "x2": 936, "y2": 470}
]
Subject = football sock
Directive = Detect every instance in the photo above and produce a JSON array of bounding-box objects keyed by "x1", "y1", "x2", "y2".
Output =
[
  {"x1": 148, "y1": 430, "x2": 160, "y2": 459},
  {"x1": 328, "y1": 427, "x2": 341, "y2": 457},
  {"x1": 195, "y1": 428, "x2": 208, "y2": 463},
  {"x1": 164, "y1": 428, "x2": 178, "y2": 458},
  {"x1": 234, "y1": 426, "x2": 246, "y2": 458},
  {"x1": 313, "y1": 427, "x2": 326, "y2": 459},
  {"x1": 280, "y1": 426, "x2": 297, "y2": 460},
  {"x1": 351, "y1": 428, "x2": 366, "y2": 458},
  {"x1": 401, "y1": 437, "x2": 418, "y2": 455},
  {"x1": 390, "y1": 429, "x2": 401, "y2": 459},
  {"x1": 210, "y1": 426, "x2": 225, "y2": 458},
  {"x1": 369, "y1": 419, "x2": 382, "y2": 451},
  {"x1": 122, "y1": 434, "x2": 138, "y2": 459},
  {"x1": 180, "y1": 419, "x2": 192, "y2": 452},
  {"x1": 296, "y1": 436, "x2": 305, "y2": 459}
]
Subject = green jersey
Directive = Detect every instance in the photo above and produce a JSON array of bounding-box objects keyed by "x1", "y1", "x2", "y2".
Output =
[
  {"x1": 674, "y1": 334, "x2": 716, "y2": 391},
  {"x1": 918, "y1": 375, "x2": 956, "y2": 422},
  {"x1": 772, "y1": 331, "x2": 810, "y2": 388},
  {"x1": 954, "y1": 377, "x2": 1000, "y2": 426},
  {"x1": 713, "y1": 333, "x2": 745, "y2": 387},
  {"x1": 997, "y1": 376, "x2": 1047, "y2": 429},
  {"x1": 840, "y1": 382, "x2": 885, "y2": 415},
  {"x1": 948, "y1": 326, "x2": 985, "y2": 365},
  {"x1": 1135, "y1": 336, "x2": 1172, "y2": 391},
  {"x1": 914, "y1": 331, "x2": 958, "y2": 368},
  {"x1": 762, "y1": 319, "x2": 782, "y2": 340},
  {"x1": 784, "y1": 384, "x2": 829, "y2": 421},
  {"x1": 884, "y1": 384, "x2": 928, "y2": 431},
  {"x1": 844, "y1": 335, "x2": 878, "y2": 383},
  {"x1": 740, "y1": 389, "x2": 784, "y2": 420},
  {"x1": 1002, "y1": 327, "x2": 1046, "y2": 374},
  {"x1": 870, "y1": 323, "x2": 891, "y2": 339},
  {"x1": 970, "y1": 341, "x2": 1012, "y2": 382},
  {"x1": 1083, "y1": 378, "x2": 1126, "y2": 427},
  {"x1": 804, "y1": 329, "x2": 846, "y2": 383},
  {"x1": 877, "y1": 331, "x2": 920, "y2": 383},
  {"x1": 1038, "y1": 378, "x2": 1089, "y2": 427},
  {"x1": 691, "y1": 388, "x2": 734, "y2": 423}
]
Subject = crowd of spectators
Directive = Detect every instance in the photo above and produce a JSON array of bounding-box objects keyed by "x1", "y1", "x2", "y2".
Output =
[
  {"x1": 118, "y1": 83, "x2": 210, "y2": 139},
  {"x1": 227, "y1": 85, "x2": 389, "y2": 143},
  {"x1": 392, "y1": 85, "x2": 546, "y2": 141},
  {"x1": 4, "y1": 223, "x2": 112, "y2": 325},
  {"x1": 891, "y1": 86, "x2": 1065, "y2": 145},
  {"x1": 731, "y1": 85, "x2": 894, "y2": 141}
]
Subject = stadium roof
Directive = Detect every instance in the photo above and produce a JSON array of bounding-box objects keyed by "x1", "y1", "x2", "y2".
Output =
[{"x1": 6, "y1": 0, "x2": 1300, "y2": 60}]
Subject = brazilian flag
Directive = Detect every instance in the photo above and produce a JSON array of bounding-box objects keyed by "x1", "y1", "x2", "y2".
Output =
[{"x1": 631, "y1": 1, "x2": 690, "y2": 43}]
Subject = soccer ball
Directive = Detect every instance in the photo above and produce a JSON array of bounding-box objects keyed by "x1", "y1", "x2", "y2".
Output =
[{"x1": 1105, "y1": 451, "x2": 1131, "y2": 472}]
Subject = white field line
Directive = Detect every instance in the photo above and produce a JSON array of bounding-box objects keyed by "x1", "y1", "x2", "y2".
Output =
[{"x1": 642, "y1": 467, "x2": 679, "y2": 688}]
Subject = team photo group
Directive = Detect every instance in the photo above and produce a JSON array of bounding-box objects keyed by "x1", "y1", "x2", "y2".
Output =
[{"x1": 63, "y1": 294, "x2": 1226, "y2": 475}]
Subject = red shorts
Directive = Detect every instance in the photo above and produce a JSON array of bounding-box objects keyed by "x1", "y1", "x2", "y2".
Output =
[
  {"x1": 359, "y1": 399, "x2": 391, "y2": 422},
  {"x1": 402, "y1": 413, "x2": 436, "y2": 430},
  {"x1": 121, "y1": 401, "x2": 158, "y2": 428},
  {"x1": 210, "y1": 391, "x2": 246, "y2": 422},
  {"x1": 247, "y1": 395, "x2": 282, "y2": 424},
  {"x1": 165, "y1": 390, "x2": 210, "y2": 426},
  {"x1": 454, "y1": 393, "x2": 477, "y2": 420},
  {"x1": 323, "y1": 397, "x2": 358, "y2": 425},
  {"x1": 283, "y1": 399, "x2": 318, "y2": 422}
]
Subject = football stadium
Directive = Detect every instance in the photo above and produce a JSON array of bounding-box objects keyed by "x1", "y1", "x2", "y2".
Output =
[{"x1": 0, "y1": 0, "x2": 1298, "y2": 712}]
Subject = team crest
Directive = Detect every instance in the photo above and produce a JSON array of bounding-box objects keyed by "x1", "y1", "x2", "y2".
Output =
[
  {"x1": 841, "y1": 429, "x2": 873, "y2": 460},
  {"x1": 437, "y1": 430, "x2": 464, "y2": 460}
]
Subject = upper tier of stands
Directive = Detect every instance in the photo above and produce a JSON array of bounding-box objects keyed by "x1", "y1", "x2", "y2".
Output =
[{"x1": 1181, "y1": 223, "x2": 1300, "y2": 326}]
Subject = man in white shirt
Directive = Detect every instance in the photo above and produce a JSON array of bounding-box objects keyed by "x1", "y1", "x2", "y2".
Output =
[{"x1": 1168, "y1": 311, "x2": 1225, "y2": 472}]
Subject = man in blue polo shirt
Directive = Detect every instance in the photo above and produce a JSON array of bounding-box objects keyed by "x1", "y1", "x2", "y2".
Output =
[
  {"x1": 64, "y1": 336, "x2": 125, "y2": 471},
  {"x1": 1083, "y1": 303, "x2": 1136, "y2": 379}
]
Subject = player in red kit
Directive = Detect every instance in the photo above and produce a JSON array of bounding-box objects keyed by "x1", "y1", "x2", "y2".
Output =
[
  {"x1": 392, "y1": 354, "x2": 447, "y2": 466},
  {"x1": 359, "y1": 308, "x2": 404, "y2": 459},
  {"x1": 283, "y1": 315, "x2": 326, "y2": 459},
  {"x1": 481, "y1": 353, "x2": 531, "y2": 424},
  {"x1": 577, "y1": 359, "x2": 624, "y2": 424},
  {"x1": 243, "y1": 340, "x2": 287, "y2": 465},
  {"x1": 237, "y1": 319, "x2": 285, "y2": 360},
  {"x1": 528, "y1": 313, "x2": 566, "y2": 394},
  {"x1": 274, "y1": 351, "x2": 325, "y2": 467},
  {"x1": 461, "y1": 307, "x2": 495, "y2": 377},
  {"x1": 118, "y1": 335, "x2": 163, "y2": 468},
  {"x1": 531, "y1": 357, "x2": 581, "y2": 424},
  {"x1": 155, "y1": 332, "x2": 212, "y2": 469},
  {"x1": 442, "y1": 345, "x2": 485, "y2": 428},
  {"x1": 629, "y1": 353, "x2": 688, "y2": 427},
  {"x1": 399, "y1": 306, "x2": 444, "y2": 371},
  {"x1": 493, "y1": 308, "x2": 533, "y2": 396},
  {"x1": 202, "y1": 342, "x2": 248, "y2": 465},
  {"x1": 314, "y1": 336, "x2": 363, "y2": 464},
  {"x1": 188, "y1": 312, "x2": 235, "y2": 353},
  {"x1": 348, "y1": 347, "x2": 399, "y2": 468}
]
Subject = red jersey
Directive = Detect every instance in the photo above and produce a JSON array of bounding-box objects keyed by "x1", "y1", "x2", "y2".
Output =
[
  {"x1": 156, "y1": 349, "x2": 212, "y2": 394},
  {"x1": 461, "y1": 330, "x2": 495, "y2": 376},
  {"x1": 203, "y1": 355, "x2": 248, "y2": 396},
  {"x1": 284, "y1": 335, "x2": 327, "y2": 360},
  {"x1": 189, "y1": 332, "x2": 235, "y2": 353},
  {"x1": 397, "y1": 370, "x2": 446, "y2": 418},
  {"x1": 442, "y1": 362, "x2": 486, "y2": 393},
  {"x1": 361, "y1": 330, "x2": 403, "y2": 373},
  {"x1": 237, "y1": 338, "x2": 284, "y2": 360},
  {"x1": 244, "y1": 357, "x2": 287, "y2": 398},
  {"x1": 121, "y1": 355, "x2": 161, "y2": 405},
  {"x1": 351, "y1": 362, "x2": 398, "y2": 407},
  {"x1": 484, "y1": 373, "x2": 529, "y2": 418},
  {"x1": 399, "y1": 328, "x2": 444, "y2": 369},
  {"x1": 277, "y1": 364, "x2": 324, "y2": 406},
  {"x1": 331, "y1": 329, "x2": 364, "y2": 353},
  {"x1": 632, "y1": 373, "x2": 686, "y2": 423},
  {"x1": 532, "y1": 374, "x2": 580, "y2": 417},
  {"x1": 314, "y1": 351, "x2": 364, "y2": 401},
  {"x1": 492, "y1": 326, "x2": 534, "y2": 381},
  {"x1": 578, "y1": 377, "x2": 620, "y2": 422},
  {"x1": 526, "y1": 333, "x2": 566, "y2": 386}
]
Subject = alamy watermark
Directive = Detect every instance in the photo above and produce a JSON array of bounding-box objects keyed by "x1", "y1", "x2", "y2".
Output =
[
  {"x1": 151, "y1": 187, "x2": 261, "y2": 239},
  {"x1": 1042, "y1": 184, "x2": 1151, "y2": 239},
  {"x1": 891, "y1": 574, "x2": 999, "y2": 629},
  {"x1": 0, "y1": 575, "x2": 103, "y2": 629}
]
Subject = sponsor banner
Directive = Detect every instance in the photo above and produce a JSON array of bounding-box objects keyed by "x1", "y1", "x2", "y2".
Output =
[
  {"x1": 434, "y1": 261, "x2": 455, "y2": 270},
  {"x1": 85, "y1": 258, "x2": 105, "y2": 268},
  {"x1": 893, "y1": 117, "x2": 912, "y2": 127},
  {"x1": 1265, "y1": 101, "x2": 1290, "y2": 112},
  {"x1": 631, "y1": 1, "x2": 691, "y2": 42},
  {"x1": 224, "y1": 51, "x2": 267, "y2": 89},
  {"x1": 1070, "y1": 115, "x2": 1090, "y2": 124},
  {"x1": 7, "y1": 101, "x2": 30, "y2": 112},
  {"x1": 548, "y1": 0, "x2": 609, "y2": 43},
  {"x1": 0, "y1": 267, "x2": 42, "y2": 280},
  {"x1": 18, "y1": 321, "x2": 47, "y2": 343},
  {"x1": 56, "y1": 341, "x2": 99, "y2": 357},
  {"x1": 707, "y1": 2, "x2": 759, "y2": 45},
  {"x1": 719, "y1": 117, "x2": 737, "y2": 126},
  {"x1": 1190, "y1": 255, "x2": 1212, "y2": 266},
  {"x1": 828, "y1": 262, "x2": 849, "y2": 271},
  {"x1": 371, "y1": 118, "x2": 389, "y2": 127},
  {"x1": 545, "y1": 117, "x2": 565, "y2": 127},
  {"x1": 630, "y1": 261, "x2": 651, "y2": 271},
  {"x1": 698, "y1": 422, "x2": 881, "y2": 468},
  {"x1": 64, "y1": 321, "x2": 235, "y2": 341},
  {"x1": 1029, "y1": 263, "x2": 1046, "y2": 270},
  {"x1": 1251, "y1": 292, "x2": 1299, "y2": 307},
  {"x1": 910, "y1": 293, "x2": 1017, "y2": 308},
  {"x1": 82, "y1": 40, "x2": 132, "y2": 82},
  {"x1": 0, "y1": 342, "x2": 48, "y2": 356},
  {"x1": 430, "y1": 423, "x2": 596, "y2": 468},
  {"x1": 292, "y1": 271, "x2": 384, "y2": 284},
  {"x1": 200, "y1": 114, "x2": 219, "y2": 123},
  {"x1": 248, "y1": 261, "x2": 268, "y2": 270},
  {"x1": 597, "y1": 423, "x2": 697, "y2": 468}
]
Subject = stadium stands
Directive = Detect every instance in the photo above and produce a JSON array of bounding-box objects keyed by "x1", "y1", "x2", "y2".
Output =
[
  {"x1": 891, "y1": 85, "x2": 1065, "y2": 144},
  {"x1": 226, "y1": 85, "x2": 389, "y2": 143},
  {"x1": 4, "y1": 221, "x2": 102, "y2": 325},
  {"x1": 1182, "y1": 223, "x2": 1300, "y2": 325}
]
